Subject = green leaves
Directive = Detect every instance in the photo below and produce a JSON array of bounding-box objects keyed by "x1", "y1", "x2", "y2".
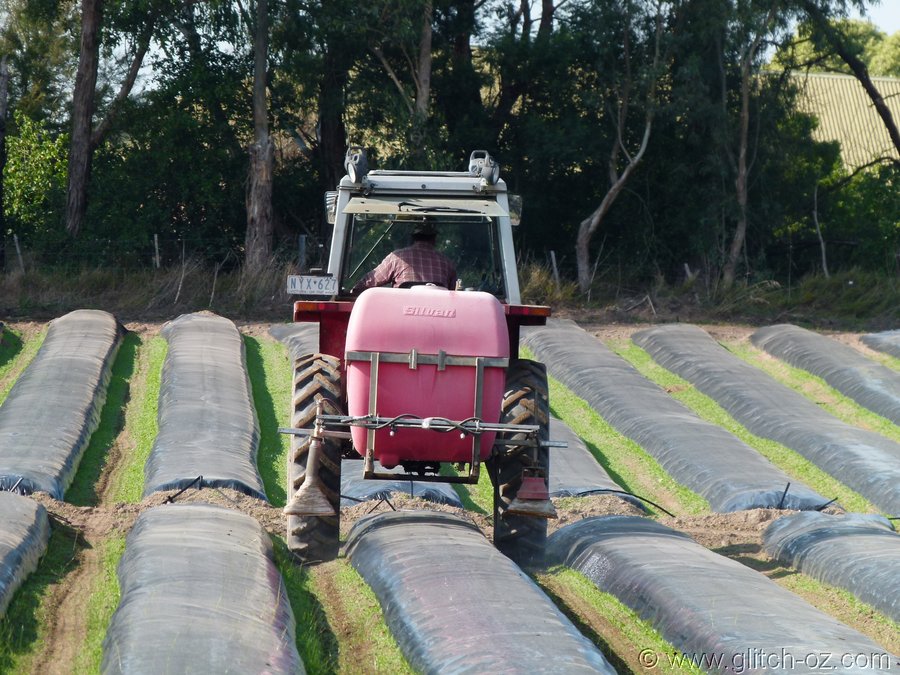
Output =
[{"x1": 3, "y1": 111, "x2": 68, "y2": 237}]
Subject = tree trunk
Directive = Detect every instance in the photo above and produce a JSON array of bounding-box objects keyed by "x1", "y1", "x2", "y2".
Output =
[
  {"x1": 92, "y1": 24, "x2": 153, "y2": 148},
  {"x1": 245, "y1": 0, "x2": 273, "y2": 272},
  {"x1": 246, "y1": 138, "x2": 274, "y2": 270},
  {"x1": 575, "y1": 123, "x2": 651, "y2": 294},
  {"x1": 65, "y1": 0, "x2": 102, "y2": 237},
  {"x1": 318, "y1": 45, "x2": 349, "y2": 193},
  {"x1": 0, "y1": 55, "x2": 8, "y2": 269},
  {"x1": 721, "y1": 6, "x2": 775, "y2": 288},
  {"x1": 575, "y1": 3, "x2": 659, "y2": 295},
  {"x1": 414, "y1": 2, "x2": 433, "y2": 120},
  {"x1": 812, "y1": 183, "x2": 829, "y2": 278},
  {"x1": 722, "y1": 56, "x2": 752, "y2": 287}
]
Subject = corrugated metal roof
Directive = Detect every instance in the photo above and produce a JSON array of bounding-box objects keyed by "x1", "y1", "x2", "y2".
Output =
[{"x1": 788, "y1": 71, "x2": 900, "y2": 168}]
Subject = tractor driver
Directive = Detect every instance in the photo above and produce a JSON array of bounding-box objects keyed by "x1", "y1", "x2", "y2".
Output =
[{"x1": 352, "y1": 220, "x2": 458, "y2": 292}]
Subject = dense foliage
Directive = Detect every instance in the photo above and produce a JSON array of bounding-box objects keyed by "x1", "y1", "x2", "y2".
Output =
[{"x1": 1, "y1": 0, "x2": 898, "y2": 289}]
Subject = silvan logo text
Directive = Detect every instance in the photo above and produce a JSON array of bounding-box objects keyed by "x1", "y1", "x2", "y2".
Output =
[{"x1": 403, "y1": 306, "x2": 457, "y2": 318}]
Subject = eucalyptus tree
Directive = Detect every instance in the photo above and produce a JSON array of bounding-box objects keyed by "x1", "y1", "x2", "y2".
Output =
[
  {"x1": 573, "y1": 0, "x2": 671, "y2": 294},
  {"x1": 868, "y1": 30, "x2": 900, "y2": 76},
  {"x1": 1, "y1": 0, "x2": 78, "y2": 266},
  {"x1": 772, "y1": 18, "x2": 884, "y2": 73},
  {"x1": 794, "y1": 0, "x2": 900, "y2": 162},
  {"x1": 245, "y1": 0, "x2": 274, "y2": 271},
  {"x1": 1, "y1": 55, "x2": 9, "y2": 265},
  {"x1": 720, "y1": 0, "x2": 793, "y2": 287},
  {"x1": 65, "y1": 0, "x2": 170, "y2": 236}
]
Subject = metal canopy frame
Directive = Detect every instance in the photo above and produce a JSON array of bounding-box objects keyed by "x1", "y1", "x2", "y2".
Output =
[
  {"x1": 344, "y1": 348, "x2": 511, "y2": 484},
  {"x1": 279, "y1": 347, "x2": 564, "y2": 484}
]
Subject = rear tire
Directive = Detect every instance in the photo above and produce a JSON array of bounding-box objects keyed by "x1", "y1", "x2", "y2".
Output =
[
  {"x1": 287, "y1": 354, "x2": 343, "y2": 564},
  {"x1": 487, "y1": 359, "x2": 550, "y2": 568}
]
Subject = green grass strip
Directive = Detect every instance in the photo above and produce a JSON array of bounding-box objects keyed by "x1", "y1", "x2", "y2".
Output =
[
  {"x1": 857, "y1": 347, "x2": 900, "y2": 373},
  {"x1": 244, "y1": 335, "x2": 291, "y2": 507},
  {"x1": 67, "y1": 334, "x2": 139, "y2": 506},
  {"x1": 727, "y1": 341, "x2": 900, "y2": 445},
  {"x1": 329, "y1": 560, "x2": 414, "y2": 674},
  {"x1": 773, "y1": 573, "x2": 900, "y2": 655},
  {"x1": 271, "y1": 537, "x2": 339, "y2": 673},
  {"x1": 538, "y1": 567, "x2": 703, "y2": 674},
  {"x1": 0, "y1": 524, "x2": 85, "y2": 672},
  {"x1": 546, "y1": 379, "x2": 708, "y2": 516},
  {"x1": 0, "y1": 327, "x2": 46, "y2": 404},
  {"x1": 110, "y1": 335, "x2": 167, "y2": 504},
  {"x1": 447, "y1": 464, "x2": 491, "y2": 515},
  {"x1": 72, "y1": 537, "x2": 127, "y2": 674},
  {"x1": 611, "y1": 340, "x2": 877, "y2": 514},
  {"x1": 519, "y1": 346, "x2": 707, "y2": 516}
]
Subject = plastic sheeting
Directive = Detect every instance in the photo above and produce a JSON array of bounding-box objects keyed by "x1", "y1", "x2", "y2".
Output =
[
  {"x1": 0, "y1": 491, "x2": 49, "y2": 617},
  {"x1": 763, "y1": 512, "x2": 900, "y2": 622},
  {"x1": 633, "y1": 324, "x2": 900, "y2": 516},
  {"x1": 549, "y1": 417, "x2": 642, "y2": 508},
  {"x1": 102, "y1": 503, "x2": 302, "y2": 674},
  {"x1": 522, "y1": 320, "x2": 827, "y2": 512},
  {"x1": 340, "y1": 458, "x2": 463, "y2": 508},
  {"x1": 752, "y1": 324, "x2": 900, "y2": 426},
  {"x1": 862, "y1": 330, "x2": 900, "y2": 360},
  {"x1": 268, "y1": 323, "x2": 319, "y2": 361},
  {"x1": 345, "y1": 511, "x2": 615, "y2": 674},
  {"x1": 0, "y1": 310, "x2": 123, "y2": 498},
  {"x1": 143, "y1": 312, "x2": 266, "y2": 500},
  {"x1": 549, "y1": 515, "x2": 899, "y2": 674}
]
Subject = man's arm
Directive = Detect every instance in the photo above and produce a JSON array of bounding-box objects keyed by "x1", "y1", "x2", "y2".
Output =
[{"x1": 352, "y1": 253, "x2": 397, "y2": 292}]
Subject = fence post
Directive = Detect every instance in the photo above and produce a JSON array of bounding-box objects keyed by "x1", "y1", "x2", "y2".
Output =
[
  {"x1": 298, "y1": 234, "x2": 307, "y2": 272},
  {"x1": 154, "y1": 233, "x2": 161, "y2": 268},
  {"x1": 549, "y1": 250, "x2": 561, "y2": 291},
  {"x1": 13, "y1": 234, "x2": 25, "y2": 274}
]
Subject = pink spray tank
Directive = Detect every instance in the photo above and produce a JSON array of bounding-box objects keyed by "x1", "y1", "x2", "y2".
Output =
[{"x1": 344, "y1": 286, "x2": 509, "y2": 468}]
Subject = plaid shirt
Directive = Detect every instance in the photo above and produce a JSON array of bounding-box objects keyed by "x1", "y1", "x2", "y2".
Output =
[{"x1": 355, "y1": 241, "x2": 457, "y2": 290}]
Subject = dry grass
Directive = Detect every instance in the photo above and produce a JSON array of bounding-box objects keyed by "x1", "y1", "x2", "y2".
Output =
[{"x1": 0, "y1": 260, "x2": 302, "y2": 322}]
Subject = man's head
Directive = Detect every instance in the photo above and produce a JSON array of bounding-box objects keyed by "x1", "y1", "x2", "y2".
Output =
[{"x1": 411, "y1": 220, "x2": 438, "y2": 242}]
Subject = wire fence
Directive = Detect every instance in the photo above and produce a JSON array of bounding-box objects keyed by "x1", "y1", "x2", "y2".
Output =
[{"x1": 0, "y1": 232, "x2": 326, "y2": 275}]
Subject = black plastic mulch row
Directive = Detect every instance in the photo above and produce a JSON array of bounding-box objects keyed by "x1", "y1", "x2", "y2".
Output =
[
  {"x1": 340, "y1": 458, "x2": 462, "y2": 508},
  {"x1": 346, "y1": 510, "x2": 615, "y2": 674},
  {"x1": 0, "y1": 309, "x2": 123, "y2": 498},
  {"x1": 633, "y1": 324, "x2": 900, "y2": 516},
  {"x1": 267, "y1": 323, "x2": 319, "y2": 362},
  {"x1": 0, "y1": 491, "x2": 49, "y2": 617},
  {"x1": 752, "y1": 324, "x2": 900, "y2": 426},
  {"x1": 549, "y1": 417, "x2": 643, "y2": 506},
  {"x1": 102, "y1": 503, "x2": 303, "y2": 674},
  {"x1": 549, "y1": 515, "x2": 899, "y2": 674},
  {"x1": 764, "y1": 511, "x2": 900, "y2": 623},
  {"x1": 143, "y1": 312, "x2": 266, "y2": 500},
  {"x1": 522, "y1": 320, "x2": 826, "y2": 512},
  {"x1": 862, "y1": 330, "x2": 900, "y2": 360}
]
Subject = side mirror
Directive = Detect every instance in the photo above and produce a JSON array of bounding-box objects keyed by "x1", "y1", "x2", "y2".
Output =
[{"x1": 508, "y1": 194, "x2": 523, "y2": 226}]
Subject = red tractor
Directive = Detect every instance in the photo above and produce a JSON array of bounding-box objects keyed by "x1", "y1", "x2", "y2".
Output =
[{"x1": 283, "y1": 149, "x2": 554, "y2": 567}]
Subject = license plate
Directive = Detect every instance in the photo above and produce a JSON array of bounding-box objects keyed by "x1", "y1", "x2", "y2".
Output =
[{"x1": 287, "y1": 275, "x2": 338, "y2": 295}]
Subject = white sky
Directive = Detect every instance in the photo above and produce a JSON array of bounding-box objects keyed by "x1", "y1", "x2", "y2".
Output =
[{"x1": 851, "y1": 3, "x2": 900, "y2": 34}]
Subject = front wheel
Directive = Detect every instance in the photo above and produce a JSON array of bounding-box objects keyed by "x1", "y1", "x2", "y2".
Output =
[
  {"x1": 487, "y1": 359, "x2": 550, "y2": 568},
  {"x1": 287, "y1": 354, "x2": 343, "y2": 564}
]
